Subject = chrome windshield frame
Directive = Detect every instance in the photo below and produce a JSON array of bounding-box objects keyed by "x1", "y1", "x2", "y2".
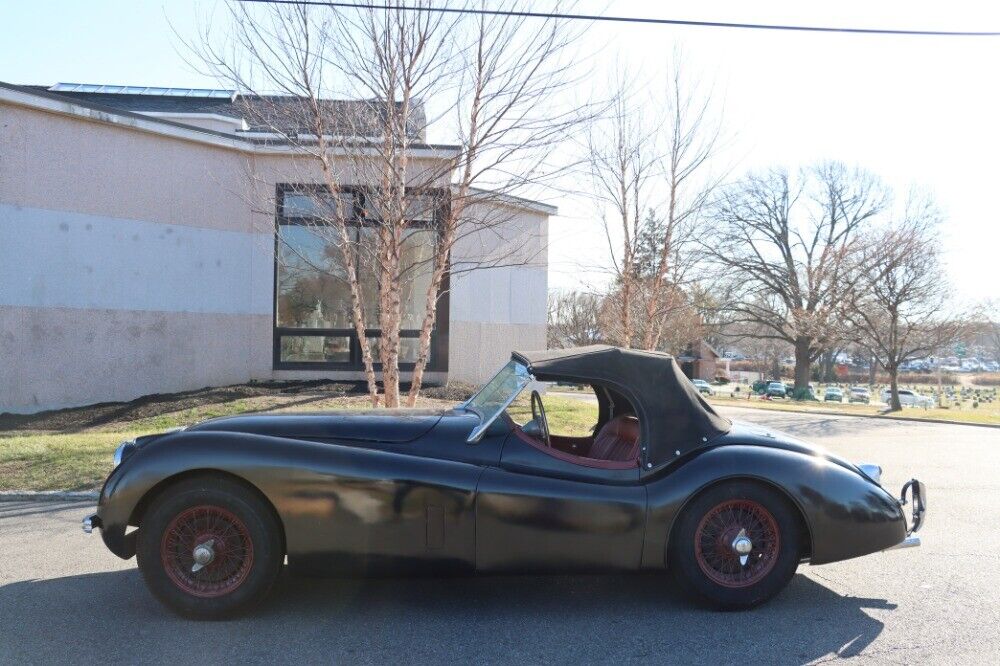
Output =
[{"x1": 462, "y1": 360, "x2": 534, "y2": 443}]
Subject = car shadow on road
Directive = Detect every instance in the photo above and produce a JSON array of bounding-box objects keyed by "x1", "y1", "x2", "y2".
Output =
[{"x1": 0, "y1": 568, "x2": 893, "y2": 664}]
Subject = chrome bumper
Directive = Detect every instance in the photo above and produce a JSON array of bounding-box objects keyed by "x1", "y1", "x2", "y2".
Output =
[
  {"x1": 885, "y1": 535, "x2": 921, "y2": 550},
  {"x1": 883, "y1": 478, "x2": 926, "y2": 552},
  {"x1": 82, "y1": 514, "x2": 101, "y2": 534},
  {"x1": 901, "y1": 478, "x2": 926, "y2": 535}
]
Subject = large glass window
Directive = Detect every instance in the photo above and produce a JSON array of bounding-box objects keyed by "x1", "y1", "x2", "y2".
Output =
[
  {"x1": 276, "y1": 225, "x2": 355, "y2": 329},
  {"x1": 273, "y1": 186, "x2": 447, "y2": 371}
]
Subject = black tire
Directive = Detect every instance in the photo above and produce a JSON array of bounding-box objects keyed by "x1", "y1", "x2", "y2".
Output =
[
  {"x1": 669, "y1": 481, "x2": 801, "y2": 610},
  {"x1": 136, "y1": 475, "x2": 283, "y2": 619}
]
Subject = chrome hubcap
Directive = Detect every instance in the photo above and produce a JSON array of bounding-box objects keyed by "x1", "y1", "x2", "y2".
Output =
[
  {"x1": 191, "y1": 539, "x2": 215, "y2": 573},
  {"x1": 731, "y1": 528, "x2": 753, "y2": 566}
]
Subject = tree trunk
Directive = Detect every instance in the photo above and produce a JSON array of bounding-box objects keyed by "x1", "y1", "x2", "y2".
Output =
[
  {"x1": 887, "y1": 364, "x2": 902, "y2": 411},
  {"x1": 821, "y1": 350, "x2": 836, "y2": 382},
  {"x1": 620, "y1": 277, "x2": 633, "y2": 349},
  {"x1": 378, "y1": 224, "x2": 403, "y2": 408},
  {"x1": 868, "y1": 354, "x2": 877, "y2": 385},
  {"x1": 793, "y1": 336, "x2": 812, "y2": 397},
  {"x1": 406, "y1": 230, "x2": 452, "y2": 408}
]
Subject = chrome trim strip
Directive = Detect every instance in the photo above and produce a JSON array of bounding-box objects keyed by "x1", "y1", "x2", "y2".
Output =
[{"x1": 884, "y1": 535, "x2": 921, "y2": 550}]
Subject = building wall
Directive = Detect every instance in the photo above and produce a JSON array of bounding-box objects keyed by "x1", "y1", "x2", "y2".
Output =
[
  {"x1": 0, "y1": 98, "x2": 549, "y2": 412},
  {"x1": 0, "y1": 101, "x2": 274, "y2": 411},
  {"x1": 447, "y1": 203, "x2": 548, "y2": 384}
]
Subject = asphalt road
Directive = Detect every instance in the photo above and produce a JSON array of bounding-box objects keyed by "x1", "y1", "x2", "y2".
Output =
[{"x1": 2, "y1": 407, "x2": 998, "y2": 665}]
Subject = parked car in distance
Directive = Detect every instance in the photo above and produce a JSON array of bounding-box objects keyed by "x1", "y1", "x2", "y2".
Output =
[
  {"x1": 881, "y1": 388, "x2": 934, "y2": 408},
  {"x1": 823, "y1": 387, "x2": 843, "y2": 402},
  {"x1": 766, "y1": 381, "x2": 787, "y2": 398},
  {"x1": 849, "y1": 387, "x2": 871, "y2": 404},
  {"x1": 784, "y1": 383, "x2": 817, "y2": 400},
  {"x1": 692, "y1": 378, "x2": 714, "y2": 396}
]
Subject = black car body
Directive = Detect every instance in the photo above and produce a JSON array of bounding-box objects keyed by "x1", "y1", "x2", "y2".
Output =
[{"x1": 85, "y1": 346, "x2": 925, "y2": 617}]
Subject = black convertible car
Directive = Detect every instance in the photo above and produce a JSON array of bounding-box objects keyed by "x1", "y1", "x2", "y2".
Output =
[{"x1": 83, "y1": 346, "x2": 925, "y2": 618}]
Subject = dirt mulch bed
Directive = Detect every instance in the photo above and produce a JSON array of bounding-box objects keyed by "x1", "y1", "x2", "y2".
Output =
[{"x1": 0, "y1": 380, "x2": 478, "y2": 433}]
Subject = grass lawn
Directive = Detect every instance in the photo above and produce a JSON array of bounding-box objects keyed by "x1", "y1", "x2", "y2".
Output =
[
  {"x1": 707, "y1": 393, "x2": 1000, "y2": 425},
  {"x1": 507, "y1": 395, "x2": 599, "y2": 436}
]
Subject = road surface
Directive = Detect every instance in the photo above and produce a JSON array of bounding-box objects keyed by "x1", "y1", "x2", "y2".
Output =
[{"x1": 2, "y1": 407, "x2": 997, "y2": 664}]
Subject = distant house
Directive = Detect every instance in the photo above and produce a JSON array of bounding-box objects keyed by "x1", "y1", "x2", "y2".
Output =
[
  {"x1": 677, "y1": 340, "x2": 727, "y2": 381},
  {"x1": 0, "y1": 82, "x2": 555, "y2": 413}
]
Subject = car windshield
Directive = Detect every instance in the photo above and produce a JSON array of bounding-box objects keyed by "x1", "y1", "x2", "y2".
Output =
[{"x1": 463, "y1": 360, "x2": 532, "y2": 442}]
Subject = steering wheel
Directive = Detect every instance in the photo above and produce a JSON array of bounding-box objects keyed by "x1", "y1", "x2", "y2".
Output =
[{"x1": 530, "y1": 390, "x2": 551, "y2": 447}]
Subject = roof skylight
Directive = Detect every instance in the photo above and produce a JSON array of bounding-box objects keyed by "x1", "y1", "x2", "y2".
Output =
[{"x1": 49, "y1": 83, "x2": 236, "y2": 99}]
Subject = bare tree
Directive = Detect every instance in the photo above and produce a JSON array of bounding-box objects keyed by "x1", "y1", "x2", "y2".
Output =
[
  {"x1": 586, "y1": 55, "x2": 721, "y2": 352},
  {"x1": 640, "y1": 56, "x2": 722, "y2": 350},
  {"x1": 843, "y1": 193, "x2": 965, "y2": 410},
  {"x1": 195, "y1": 1, "x2": 583, "y2": 407},
  {"x1": 597, "y1": 278, "x2": 704, "y2": 354},
  {"x1": 585, "y1": 74, "x2": 658, "y2": 348},
  {"x1": 707, "y1": 162, "x2": 888, "y2": 396},
  {"x1": 547, "y1": 290, "x2": 603, "y2": 348},
  {"x1": 982, "y1": 301, "x2": 1000, "y2": 363}
]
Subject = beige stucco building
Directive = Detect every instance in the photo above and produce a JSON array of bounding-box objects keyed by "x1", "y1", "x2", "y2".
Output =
[{"x1": 0, "y1": 82, "x2": 553, "y2": 413}]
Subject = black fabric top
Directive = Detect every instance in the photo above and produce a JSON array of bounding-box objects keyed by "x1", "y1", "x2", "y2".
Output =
[{"x1": 512, "y1": 345, "x2": 731, "y2": 467}]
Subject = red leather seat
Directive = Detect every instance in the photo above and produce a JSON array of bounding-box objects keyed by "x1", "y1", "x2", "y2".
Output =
[{"x1": 590, "y1": 415, "x2": 640, "y2": 463}]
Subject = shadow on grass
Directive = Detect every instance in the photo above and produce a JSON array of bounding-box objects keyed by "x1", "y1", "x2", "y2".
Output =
[
  {"x1": 0, "y1": 568, "x2": 891, "y2": 664},
  {"x1": 0, "y1": 381, "x2": 364, "y2": 434}
]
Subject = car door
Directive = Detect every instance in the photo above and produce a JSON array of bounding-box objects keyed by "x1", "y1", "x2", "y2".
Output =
[{"x1": 475, "y1": 430, "x2": 647, "y2": 573}]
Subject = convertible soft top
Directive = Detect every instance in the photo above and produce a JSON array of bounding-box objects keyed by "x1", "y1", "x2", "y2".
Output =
[{"x1": 512, "y1": 345, "x2": 731, "y2": 468}]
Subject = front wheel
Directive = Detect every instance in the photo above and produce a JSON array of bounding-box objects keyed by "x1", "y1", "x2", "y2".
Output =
[
  {"x1": 670, "y1": 481, "x2": 801, "y2": 610},
  {"x1": 136, "y1": 476, "x2": 283, "y2": 619}
]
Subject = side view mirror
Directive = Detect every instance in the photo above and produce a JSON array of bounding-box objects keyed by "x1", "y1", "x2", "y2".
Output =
[{"x1": 522, "y1": 419, "x2": 543, "y2": 438}]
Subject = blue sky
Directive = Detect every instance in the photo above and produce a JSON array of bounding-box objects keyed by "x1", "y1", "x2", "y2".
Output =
[{"x1": 3, "y1": 1, "x2": 998, "y2": 304}]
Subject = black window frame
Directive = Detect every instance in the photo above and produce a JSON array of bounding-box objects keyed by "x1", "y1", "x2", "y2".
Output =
[{"x1": 272, "y1": 183, "x2": 450, "y2": 373}]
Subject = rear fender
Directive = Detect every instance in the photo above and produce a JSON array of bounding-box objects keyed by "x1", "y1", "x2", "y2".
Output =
[{"x1": 642, "y1": 444, "x2": 906, "y2": 568}]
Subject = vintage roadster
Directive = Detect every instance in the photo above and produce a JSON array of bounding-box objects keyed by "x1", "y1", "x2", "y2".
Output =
[{"x1": 83, "y1": 346, "x2": 925, "y2": 618}]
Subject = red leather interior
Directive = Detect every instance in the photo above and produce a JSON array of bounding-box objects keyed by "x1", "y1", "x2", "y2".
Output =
[{"x1": 590, "y1": 415, "x2": 640, "y2": 463}]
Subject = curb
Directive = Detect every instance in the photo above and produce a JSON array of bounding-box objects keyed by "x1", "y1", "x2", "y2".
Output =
[
  {"x1": 713, "y1": 402, "x2": 1000, "y2": 429},
  {"x1": 0, "y1": 490, "x2": 99, "y2": 502}
]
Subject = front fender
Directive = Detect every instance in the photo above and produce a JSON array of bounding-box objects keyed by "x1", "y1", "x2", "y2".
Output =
[
  {"x1": 642, "y1": 444, "x2": 906, "y2": 568},
  {"x1": 96, "y1": 431, "x2": 300, "y2": 558},
  {"x1": 96, "y1": 430, "x2": 482, "y2": 572}
]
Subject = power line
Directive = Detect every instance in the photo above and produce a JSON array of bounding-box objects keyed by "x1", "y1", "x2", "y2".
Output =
[{"x1": 235, "y1": 0, "x2": 1000, "y2": 37}]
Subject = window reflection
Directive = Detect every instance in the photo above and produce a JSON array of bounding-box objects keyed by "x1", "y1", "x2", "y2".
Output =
[
  {"x1": 368, "y1": 337, "x2": 427, "y2": 364},
  {"x1": 276, "y1": 225, "x2": 355, "y2": 328},
  {"x1": 280, "y1": 335, "x2": 351, "y2": 363}
]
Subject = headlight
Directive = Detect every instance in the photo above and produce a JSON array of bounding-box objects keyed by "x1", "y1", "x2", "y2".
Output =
[
  {"x1": 113, "y1": 440, "x2": 137, "y2": 468},
  {"x1": 857, "y1": 462, "x2": 882, "y2": 485}
]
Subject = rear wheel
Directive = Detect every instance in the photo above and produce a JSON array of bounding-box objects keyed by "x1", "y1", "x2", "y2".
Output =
[
  {"x1": 136, "y1": 476, "x2": 283, "y2": 619},
  {"x1": 670, "y1": 481, "x2": 801, "y2": 610}
]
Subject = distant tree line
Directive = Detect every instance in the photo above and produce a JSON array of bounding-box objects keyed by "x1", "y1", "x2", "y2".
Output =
[{"x1": 553, "y1": 56, "x2": 975, "y2": 411}]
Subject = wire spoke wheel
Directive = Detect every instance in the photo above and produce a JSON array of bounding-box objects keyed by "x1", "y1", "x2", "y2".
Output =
[
  {"x1": 160, "y1": 504, "x2": 255, "y2": 598},
  {"x1": 694, "y1": 499, "x2": 780, "y2": 588}
]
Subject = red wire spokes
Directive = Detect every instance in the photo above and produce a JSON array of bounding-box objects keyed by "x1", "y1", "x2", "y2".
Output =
[
  {"x1": 160, "y1": 505, "x2": 254, "y2": 597},
  {"x1": 694, "y1": 499, "x2": 780, "y2": 588}
]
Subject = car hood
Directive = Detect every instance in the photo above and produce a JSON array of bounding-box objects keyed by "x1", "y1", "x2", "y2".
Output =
[
  {"x1": 715, "y1": 419, "x2": 866, "y2": 477},
  {"x1": 185, "y1": 408, "x2": 453, "y2": 443}
]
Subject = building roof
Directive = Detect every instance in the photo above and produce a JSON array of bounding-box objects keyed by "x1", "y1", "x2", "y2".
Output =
[
  {"x1": 0, "y1": 81, "x2": 557, "y2": 218},
  {"x1": 20, "y1": 83, "x2": 428, "y2": 140}
]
